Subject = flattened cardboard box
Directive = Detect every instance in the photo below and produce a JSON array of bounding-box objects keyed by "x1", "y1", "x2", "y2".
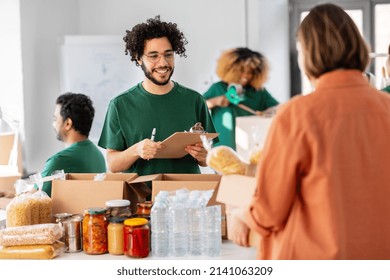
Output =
[
  {"x1": 216, "y1": 174, "x2": 260, "y2": 247},
  {"x1": 51, "y1": 173, "x2": 150, "y2": 215}
]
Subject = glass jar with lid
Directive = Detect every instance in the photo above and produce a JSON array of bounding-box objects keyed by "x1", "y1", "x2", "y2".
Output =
[
  {"x1": 136, "y1": 201, "x2": 153, "y2": 220},
  {"x1": 105, "y1": 199, "x2": 132, "y2": 219},
  {"x1": 123, "y1": 218, "x2": 150, "y2": 258},
  {"x1": 82, "y1": 207, "x2": 108, "y2": 255},
  {"x1": 107, "y1": 216, "x2": 126, "y2": 255}
]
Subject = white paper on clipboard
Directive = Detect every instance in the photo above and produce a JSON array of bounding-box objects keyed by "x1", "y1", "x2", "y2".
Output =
[{"x1": 154, "y1": 132, "x2": 219, "y2": 159}]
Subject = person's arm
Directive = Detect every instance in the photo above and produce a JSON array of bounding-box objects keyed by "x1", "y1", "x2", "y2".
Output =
[
  {"x1": 230, "y1": 207, "x2": 251, "y2": 247},
  {"x1": 106, "y1": 139, "x2": 162, "y2": 173},
  {"x1": 206, "y1": 95, "x2": 230, "y2": 109}
]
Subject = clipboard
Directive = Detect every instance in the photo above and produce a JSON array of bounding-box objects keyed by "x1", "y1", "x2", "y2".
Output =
[{"x1": 154, "y1": 132, "x2": 219, "y2": 159}]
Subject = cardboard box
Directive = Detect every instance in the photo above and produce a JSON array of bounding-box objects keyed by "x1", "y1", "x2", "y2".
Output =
[
  {"x1": 51, "y1": 173, "x2": 223, "y2": 216},
  {"x1": 0, "y1": 165, "x2": 21, "y2": 195},
  {"x1": 150, "y1": 173, "x2": 223, "y2": 210},
  {"x1": 216, "y1": 174, "x2": 260, "y2": 247},
  {"x1": 0, "y1": 133, "x2": 24, "y2": 174},
  {"x1": 51, "y1": 173, "x2": 150, "y2": 215}
]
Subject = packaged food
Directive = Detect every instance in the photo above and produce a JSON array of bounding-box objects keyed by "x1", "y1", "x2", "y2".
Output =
[
  {"x1": 206, "y1": 146, "x2": 248, "y2": 175},
  {"x1": 105, "y1": 199, "x2": 132, "y2": 219},
  {"x1": 0, "y1": 223, "x2": 62, "y2": 247},
  {"x1": 6, "y1": 174, "x2": 53, "y2": 227},
  {"x1": 123, "y1": 218, "x2": 150, "y2": 258},
  {"x1": 136, "y1": 201, "x2": 153, "y2": 219},
  {"x1": 108, "y1": 216, "x2": 126, "y2": 255},
  {"x1": 6, "y1": 193, "x2": 32, "y2": 227},
  {"x1": 83, "y1": 207, "x2": 108, "y2": 255},
  {"x1": 0, "y1": 241, "x2": 65, "y2": 259}
]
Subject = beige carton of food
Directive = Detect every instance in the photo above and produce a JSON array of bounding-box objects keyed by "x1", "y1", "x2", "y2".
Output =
[{"x1": 216, "y1": 174, "x2": 260, "y2": 247}]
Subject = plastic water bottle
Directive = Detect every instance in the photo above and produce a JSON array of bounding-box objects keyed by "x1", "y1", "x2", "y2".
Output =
[
  {"x1": 202, "y1": 205, "x2": 222, "y2": 257},
  {"x1": 169, "y1": 195, "x2": 189, "y2": 256},
  {"x1": 188, "y1": 191, "x2": 203, "y2": 255},
  {"x1": 150, "y1": 197, "x2": 169, "y2": 257}
]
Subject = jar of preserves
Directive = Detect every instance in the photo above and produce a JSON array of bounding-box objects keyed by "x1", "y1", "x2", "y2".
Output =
[
  {"x1": 123, "y1": 218, "x2": 150, "y2": 258},
  {"x1": 82, "y1": 207, "x2": 108, "y2": 254},
  {"x1": 136, "y1": 201, "x2": 153, "y2": 219},
  {"x1": 105, "y1": 199, "x2": 132, "y2": 219},
  {"x1": 107, "y1": 216, "x2": 126, "y2": 255}
]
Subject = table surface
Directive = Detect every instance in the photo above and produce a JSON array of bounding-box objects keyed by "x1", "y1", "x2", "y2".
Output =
[{"x1": 57, "y1": 240, "x2": 257, "y2": 260}]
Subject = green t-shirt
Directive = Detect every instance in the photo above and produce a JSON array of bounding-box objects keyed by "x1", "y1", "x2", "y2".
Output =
[
  {"x1": 98, "y1": 81, "x2": 217, "y2": 176},
  {"x1": 39, "y1": 139, "x2": 106, "y2": 197},
  {"x1": 382, "y1": 86, "x2": 390, "y2": 94},
  {"x1": 203, "y1": 81, "x2": 279, "y2": 150}
]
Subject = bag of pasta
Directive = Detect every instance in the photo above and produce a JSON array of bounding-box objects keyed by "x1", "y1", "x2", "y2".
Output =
[
  {"x1": 29, "y1": 173, "x2": 53, "y2": 224},
  {"x1": 6, "y1": 180, "x2": 34, "y2": 227},
  {"x1": 201, "y1": 135, "x2": 247, "y2": 175}
]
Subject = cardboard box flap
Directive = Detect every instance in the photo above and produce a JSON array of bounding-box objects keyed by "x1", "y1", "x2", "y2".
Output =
[
  {"x1": 216, "y1": 175, "x2": 257, "y2": 208},
  {"x1": 129, "y1": 173, "x2": 162, "y2": 183}
]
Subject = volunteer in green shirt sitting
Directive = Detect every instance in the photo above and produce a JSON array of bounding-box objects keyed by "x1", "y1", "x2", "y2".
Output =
[
  {"x1": 203, "y1": 48, "x2": 279, "y2": 150},
  {"x1": 35, "y1": 93, "x2": 106, "y2": 196},
  {"x1": 98, "y1": 16, "x2": 217, "y2": 176}
]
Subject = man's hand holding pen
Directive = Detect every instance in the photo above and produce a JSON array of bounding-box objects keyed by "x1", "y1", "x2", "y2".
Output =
[
  {"x1": 136, "y1": 128, "x2": 162, "y2": 160},
  {"x1": 136, "y1": 138, "x2": 162, "y2": 160}
]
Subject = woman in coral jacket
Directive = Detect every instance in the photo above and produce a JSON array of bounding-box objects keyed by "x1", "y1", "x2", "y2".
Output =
[{"x1": 230, "y1": 3, "x2": 390, "y2": 259}]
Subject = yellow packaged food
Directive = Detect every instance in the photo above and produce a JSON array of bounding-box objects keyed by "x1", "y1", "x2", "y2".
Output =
[
  {"x1": 206, "y1": 145, "x2": 247, "y2": 175},
  {"x1": 0, "y1": 241, "x2": 65, "y2": 259}
]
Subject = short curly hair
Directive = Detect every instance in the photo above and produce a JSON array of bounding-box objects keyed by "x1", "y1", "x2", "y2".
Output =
[
  {"x1": 216, "y1": 47, "x2": 269, "y2": 90},
  {"x1": 56, "y1": 93, "x2": 95, "y2": 137},
  {"x1": 123, "y1": 15, "x2": 188, "y2": 66}
]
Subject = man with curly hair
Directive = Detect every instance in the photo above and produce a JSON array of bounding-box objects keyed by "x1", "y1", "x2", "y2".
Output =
[
  {"x1": 98, "y1": 16, "x2": 217, "y2": 177},
  {"x1": 204, "y1": 48, "x2": 279, "y2": 150},
  {"x1": 34, "y1": 93, "x2": 106, "y2": 197}
]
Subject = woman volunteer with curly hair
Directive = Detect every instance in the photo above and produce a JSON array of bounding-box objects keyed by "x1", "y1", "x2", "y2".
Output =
[{"x1": 203, "y1": 47, "x2": 279, "y2": 150}]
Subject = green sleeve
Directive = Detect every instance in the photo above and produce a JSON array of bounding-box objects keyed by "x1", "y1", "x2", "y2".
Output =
[
  {"x1": 98, "y1": 100, "x2": 126, "y2": 151},
  {"x1": 203, "y1": 82, "x2": 227, "y2": 100},
  {"x1": 261, "y1": 88, "x2": 279, "y2": 108}
]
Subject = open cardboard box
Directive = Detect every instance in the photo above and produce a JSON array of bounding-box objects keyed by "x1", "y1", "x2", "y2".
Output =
[
  {"x1": 150, "y1": 173, "x2": 223, "y2": 212},
  {"x1": 51, "y1": 173, "x2": 149, "y2": 215},
  {"x1": 51, "y1": 173, "x2": 223, "y2": 216},
  {"x1": 216, "y1": 174, "x2": 260, "y2": 247}
]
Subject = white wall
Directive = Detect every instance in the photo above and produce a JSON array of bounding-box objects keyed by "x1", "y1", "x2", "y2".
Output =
[
  {"x1": 0, "y1": 0, "x2": 24, "y2": 134},
  {"x1": 18, "y1": 0, "x2": 290, "y2": 174},
  {"x1": 20, "y1": 0, "x2": 79, "y2": 173},
  {"x1": 247, "y1": 0, "x2": 290, "y2": 104}
]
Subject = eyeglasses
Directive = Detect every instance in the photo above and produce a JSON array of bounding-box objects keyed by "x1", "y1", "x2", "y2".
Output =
[{"x1": 143, "y1": 51, "x2": 175, "y2": 63}]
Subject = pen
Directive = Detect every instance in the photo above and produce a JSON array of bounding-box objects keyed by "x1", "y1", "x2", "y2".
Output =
[{"x1": 150, "y1": 128, "x2": 156, "y2": 141}]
